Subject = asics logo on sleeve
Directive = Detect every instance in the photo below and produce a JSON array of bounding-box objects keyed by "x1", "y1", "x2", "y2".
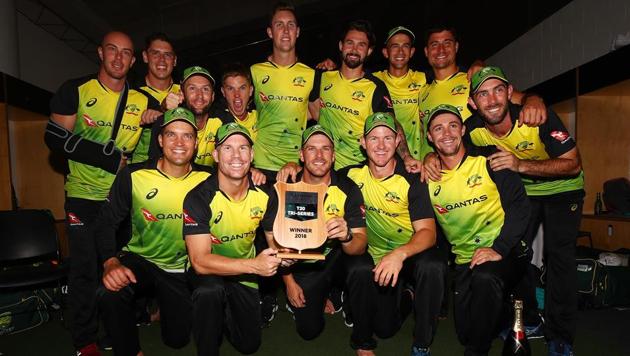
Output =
[
  {"x1": 86, "y1": 98, "x2": 97, "y2": 107},
  {"x1": 262, "y1": 75, "x2": 270, "y2": 84}
]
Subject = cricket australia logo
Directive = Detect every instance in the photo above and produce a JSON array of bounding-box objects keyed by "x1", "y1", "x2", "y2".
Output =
[
  {"x1": 515, "y1": 141, "x2": 534, "y2": 152},
  {"x1": 408, "y1": 82, "x2": 423, "y2": 91},
  {"x1": 351, "y1": 90, "x2": 366, "y2": 102},
  {"x1": 125, "y1": 103, "x2": 141, "y2": 115},
  {"x1": 325, "y1": 204, "x2": 340, "y2": 216},
  {"x1": 451, "y1": 84, "x2": 467, "y2": 95},
  {"x1": 250, "y1": 206, "x2": 264, "y2": 219},
  {"x1": 292, "y1": 76, "x2": 306, "y2": 87},
  {"x1": 385, "y1": 191, "x2": 401, "y2": 203},
  {"x1": 467, "y1": 174, "x2": 482, "y2": 188},
  {"x1": 205, "y1": 132, "x2": 215, "y2": 143}
]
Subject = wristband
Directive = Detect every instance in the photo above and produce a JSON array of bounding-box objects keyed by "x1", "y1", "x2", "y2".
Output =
[{"x1": 342, "y1": 231, "x2": 353, "y2": 243}]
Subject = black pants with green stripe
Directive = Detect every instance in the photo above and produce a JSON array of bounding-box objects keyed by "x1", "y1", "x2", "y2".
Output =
[
  {"x1": 453, "y1": 244, "x2": 528, "y2": 356},
  {"x1": 189, "y1": 273, "x2": 262, "y2": 356},
  {"x1": 288, "y1": 248, "x2": 374, "y2": 343},
  {"x1": 353, "y1": 246, "x2": 446, "y2": 350},
  {"x1": 97, "y1": 252, "x2": 192, "y2": 355}
]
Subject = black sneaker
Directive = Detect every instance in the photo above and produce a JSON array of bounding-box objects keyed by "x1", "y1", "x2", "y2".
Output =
[{"x1": 260, "y1": 295, "x2": 278, "y2": 328}]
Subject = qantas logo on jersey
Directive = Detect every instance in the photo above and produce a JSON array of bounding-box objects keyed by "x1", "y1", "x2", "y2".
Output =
[
  {"x1": 293, "y1": 76, "x2": 306, "y2": 87},
  {"x1": 262, "y1": 75, "x2": 270, "y2": 84},
  {"x1": 383, "y1": 96, "x2": 393, "y2": 108},
  {"x1": 515, "y1": 141, "x2": 534, "y2": 152},
  {"x1": 550, "y1": 131, "x2": 570, "y2": 143},
  {"x1": 324, "y1": 101, "x2": 359, "y2": 116},
  {"x1": 218, "y1": 230, "x2": 256, "y2": 243},
  {"x1": 392, "y1": 98, "x2": 418, "y2": 105},
  {"x1": 259, "y1": 92, "x2": 304, "y2": 103},
  {"x1": 183, "y1": 209, "x2": 197, "y2": 226},
  {"x1": 141, "y1": 208, "x2": 188, "y2": 222},
  {"x1": 324, "y1": 83, "x2": 333, "y2": 91},
  {"x1": 67, "y1": 212, "x2": 84, "y2": 226},
  {"x1": 435, "y1": 194, "x2": 488, "y2": 214},
  {"x1": 352, "y1": 91, "x2": 366, "y2": 102},
  {"x1": 250, "y1": 206, "x2": 264, "y2": 219},
  {"x1": 364, "y1": 204, "x2": 399, "y2": 218},
  {"x1": 82, "y1": 114, "x2": 97, "y2": 127},
  {"x1": 451, "y1": 84, "x2": 467, "y2": 96},
  {"x1": 466, "y1": 174, "x2": 483, "y2": 188},
  {"x1": 209, "y1": 234, "x2": 222, "y2": 244},
  {"x1": 141, "y1": 208, "x2": 159, "y2": 222},
  {"x1": 434, "y1": 204, "x2": 449, "y2": 214},
  {"x1": 86, "y1": 98, "x2": 97, "y2": 107}
]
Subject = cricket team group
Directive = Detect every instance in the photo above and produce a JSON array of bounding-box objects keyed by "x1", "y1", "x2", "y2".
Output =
[{"x1": 45, "y1": 2, "x2": 584, "y2": 356}]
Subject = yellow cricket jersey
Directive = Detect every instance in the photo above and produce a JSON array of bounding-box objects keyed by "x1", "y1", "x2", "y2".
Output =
[
  {"x1": 427, "y1": 147, "x2": 529, "y2": 264},
  {"x1": 251, "y1": 61, "x2": 318, "y2": 171},
  {"x1": 194, "y1": 117, "x2": 224, "y2": 167},
  {"x1": 216, "y1": 108, "x2": 259, "y2": 143},
  {"x1": 373, "y1": 69, "x2": 427, "y2": 160},
  {"x1": 183, "y1": 175, "x2": 274, "y2": 288},
  {"x1": 465, "y1": 104, "x2": 584, "y2": 196},
  {"x1": 418, "y1": 71, "x2": 472, "y2": 159},
  {"x1": 98, "y1": 160, "x2": 210, "y2": 271},
  {"x1": 318, "y1": 71, "x2": 394, "y2": 170},
  {"x1": 132, "y1": 83, "x2": 181, "y2": 163},
  {"x1": 346, "y1": 159, "x2": 433, "y2": 263},
  {"x1": 50, "y1": 75, "x2": 151, "y2": 200}
]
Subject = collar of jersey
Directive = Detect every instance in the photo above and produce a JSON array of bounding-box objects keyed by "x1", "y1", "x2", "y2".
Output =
[
  {"x1": 210, "y1": 173, "x2": 258, "y2": 202},
  {"x1": 267, "y1": 60, "x2": 299, "y2": 69},
  {"x1": 338, "y1": 70, "x2": 365, "y2": 83},
  {"x1": 432, "y1": 70, "x2": 464, "y2": 85}
]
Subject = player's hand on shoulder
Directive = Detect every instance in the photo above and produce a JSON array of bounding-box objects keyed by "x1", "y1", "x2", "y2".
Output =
[
  {"x1": 276, "y1": 162, "x2": 302, "y2": 183},
  {"x1": 315, "y1": 58, "x2": 337, "y2": 71},
  {"x1": 519, "y1": 94, "x2": 547, "y2": 127},
  {"x1": 162, "y1": 91, "x2": 184, "y2": 111},
  {"x1": 487, "y1": 146, "x2": 520, "y2": 173},
  {"x1": 250, "y1": 167, "x2": 267, "y2": 186},
  {"x1": 421, "y1": 152, "x2": 442, "y2": 182}
]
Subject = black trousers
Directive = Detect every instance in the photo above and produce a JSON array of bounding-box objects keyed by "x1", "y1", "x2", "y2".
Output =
[
  {"x1": 97, "y1": 252, "x2": 192, "y2": 356},
  {"x1": 65, "y1": 197, "x2": 105, "y2": 349},
  {"x1": 516, "y1": 191, "x2": 583, "y2": 344},
  {"x1": 453, "y1": 244, "x2": 528, "y2": 356},
  {"x1": 353, "y1": 246, "x2": 446, "y2": 350},
  {"x1": 289, "y1": 248, "x2": 374, "y2": 344},
  {"x1": 189, "y1": 273, "x2": 262, "y2": 356}
]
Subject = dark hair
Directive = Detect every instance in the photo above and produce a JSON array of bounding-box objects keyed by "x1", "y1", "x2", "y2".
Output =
[
  {"x1": 424, "y1": 26, "x2": 458, "y2": 46},
  {"x1": 145, "y1": 32, "x2": 175, "y2": 52},
  {"x1": 221, "y1": 63, "x2": 252, "y2": 86},
  {"x1": 269, "y1": 2, "x2": 298, "y2": 26},
  {"x1": 341, "y1": 20, "x2": 376, "y2": 48}
]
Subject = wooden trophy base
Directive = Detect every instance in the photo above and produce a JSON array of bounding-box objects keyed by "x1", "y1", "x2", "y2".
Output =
[{"x1": 277, "y1": 251, "x2": 326, "y2": 261}]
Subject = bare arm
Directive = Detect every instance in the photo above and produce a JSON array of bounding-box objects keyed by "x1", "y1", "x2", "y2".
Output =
[
  {"x1": 488, "y1": 146, "x2": 581, "y2": 177},
  {"x1": 50, "y1": 113, "x2": 77, "y2": 131},
  {"x1": 340, "y1": 227, "x2": 367, "y2": 256},
  {"x1": 186, "y1": 234, "x2": 280, "y2": 276}
]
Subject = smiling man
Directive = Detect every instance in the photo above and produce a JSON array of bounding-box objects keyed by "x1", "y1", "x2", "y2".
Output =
[
  {"x1": 425, "y1": 104, "x2": 529, "y2": 356},
  {"x1": 346, "y1": 112, "x2": 444, "y2": 356},
  {"x1": 96, "y1": 107, "x2": 209, "y2": 355},
  {"x1": 45, "y1": 31, "x2": 158, "y2": 355},
  {"x1": 183, "y1": 123, "x2": 285, "y2": 355},
  {"x1": 150, "y1": 66, "x2": 225, "y2": 168}
]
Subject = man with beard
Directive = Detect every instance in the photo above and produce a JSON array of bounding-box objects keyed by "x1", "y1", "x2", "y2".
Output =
[
  {"x1": 96, "y1": 107, "x2": 209, "y2": 355},
  {"x1": 45, "y1": 31, "x2": 155, "y2": 355},
  {"x1": 425, "y1": 104, "x2": 530, "y2": 356},
  {"x1": 373, "y1": 26, "x2": 426, "y2": 166},
  {"x1": 150, "y1": 66, "x2": 224, "y2": 167},
  {"x1": 313, "y1": 20, "x2": 418, "y2": 172},
  {"x1": 346, "y1": 112, "x2": 444, "y2": 356},
  {"x1": 183, "y1": 123, "x2": 284, "y2": 355},
  {"x1": 270, "y1": 125, "x2": 372, "y2": 346},
  {"x1": 216, "y1": 63, "x2": 258, "y2": 142},
  {"x1": 419, "y1": 27, "x2": 547, "y2": 164},
  {"x1": 466, "y1": 67, "x2": 584, "y2": 356},
  {"x1": 131, "y1": 33, "x2": 180, "y2": 164}
]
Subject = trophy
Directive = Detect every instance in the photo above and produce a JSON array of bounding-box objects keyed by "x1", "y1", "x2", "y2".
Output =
[{"x1": 272, "y1": 181, "x2": 328, "y2": 260}]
